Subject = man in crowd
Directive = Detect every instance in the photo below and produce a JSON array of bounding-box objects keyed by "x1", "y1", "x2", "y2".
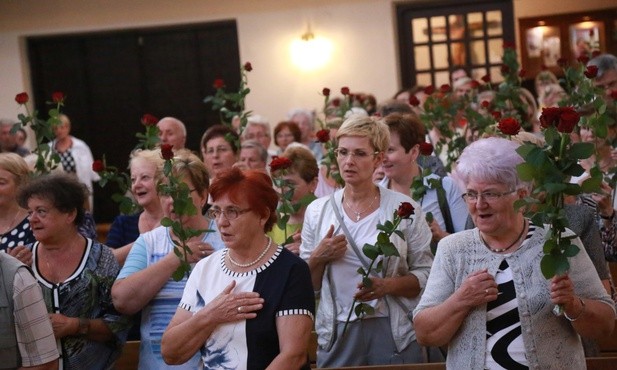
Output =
[
  {"x1": 0, "y1": 119, "x2": 29, "y2": 156},
  {"x1": 157, "y1": 117, "x2": 186, "y2": 150}
]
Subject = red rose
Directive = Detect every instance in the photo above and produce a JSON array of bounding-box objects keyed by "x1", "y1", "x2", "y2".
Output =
[
  {"x1": 315, "y1": 129, "x2": 330, "y2": 143},
  {"x1": 15, "y1": 92, "x2": 29, "y2": 105},
  {"x1": 557, "y1": 107, "x2": 579, "y2": 133},
  {"x1": 92, "y1": 160, "x2": 105, "y2": 173},
  {"x1": 269, "y1": 156, "x2": 293, "y2": 172},
  {"x1": 610, "y1": 90, "x2": 617, "y2": 100},
  {"x1": 481, "y1": 74, "x2": 491, "y2": 83},
  {"x1": 592, "y1": 50, "x2": 601, "y2": 58},
  {"x1": 322, "y1": 87, "x2": 330, "y2": 97},
  {"x1": 396, "y1": 202, "x2": 415, "y2": 219},
  {"x1": 503, "y1": 41, "x2": 515, "y2": 49},
  {"x1": 340, "y1": 86, "x2": 350, "y2": 96},
  {"x1": 491, "y1": 111, "x2": 502, "y2": 120},
  {"x1": 418, "y1": 142, "x2": 433, "y2": 156},
  {"x1": 481, "y1": 100, "x2": 490, "y2": 108},
  {"x1": 557, "y1": 58, "x2": 568, "y2": 67},
  {"x1": 423, "y1": 85, "x2": 435, "y2": 95},
  {"x1": 497, "y1": 117, "x2": 521, "y2": 136},
  {"x1": 470, "y1": 80, "x2": 480, "y2": 89},
  {"x1": 243, "y1": 62, "x2": 252, "y2": 72},
  {"x1": 51, "y1": 91, "x2": 65, "y2": 103},
  {"x1": 578, "y1": 54, "x2": 590, "y2": 65},
  {"x1": 539, "y1": 107, "x2": 561, "y2": 128},
  {"x1": 500, "y1": 64, "x2": 510, "y2": 74},
  {"x1": 331, "y1": 98, "x2": 341, "y2": 107},
  {"x1": 141, "y1": 113, "x2": 158, "y2": 126},
  {"x1": 584, "y1": 65, "x2": 598, "y2": 79},
  {"x1": 161, "y1": 144, "x2": 174, "y2": 160},
  {"x1": 408, "y1": 95, "x2": 420, "y2": 106},
  {"x1": 518, "y1": 69, "x2": 526, "y2": 78},
  {"x1": 440, "y1": 84, "x2": 451, "y2": 93},
  {"x1": 213, "y1": 78, "x2": 225, "y2": 89}
]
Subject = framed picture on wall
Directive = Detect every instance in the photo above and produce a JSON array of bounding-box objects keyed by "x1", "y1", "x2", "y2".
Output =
[{"x1": 569, "y1": 21, "x2": 604, "y2": 58}]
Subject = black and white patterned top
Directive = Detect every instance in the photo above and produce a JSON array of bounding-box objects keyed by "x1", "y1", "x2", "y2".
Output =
[
  {"x1": 57, "y1": 149, "x2": 76, "y2": 174},
  {"x1": 0, "y1": 217, "x2": 35, "y2": 251}
]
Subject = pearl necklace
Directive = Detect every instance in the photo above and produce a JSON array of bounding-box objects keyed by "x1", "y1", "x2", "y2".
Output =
[
  {"x1": 228, "y1": 237, "x2": 272, "y2": 268},
  {"x1": 344, "y1": 190, "x2": 379, "y2": 221},
  {"x1": 480, "y1": 219, "x2": 527, "y2": 253}
]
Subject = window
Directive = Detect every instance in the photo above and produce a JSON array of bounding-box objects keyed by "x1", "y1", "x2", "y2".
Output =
[{"x1": 396, "y1": 0, "x2": 515, "y2": 88}]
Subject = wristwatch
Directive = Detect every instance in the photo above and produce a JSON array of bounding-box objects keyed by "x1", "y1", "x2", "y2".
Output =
[{"x1": 78, "y1": 318, "x2": 90, "y2": 336}]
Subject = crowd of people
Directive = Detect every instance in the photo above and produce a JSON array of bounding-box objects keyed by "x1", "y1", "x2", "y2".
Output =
[{"x1": 1, "y1": 52, "x2": 617, "y2": 370}]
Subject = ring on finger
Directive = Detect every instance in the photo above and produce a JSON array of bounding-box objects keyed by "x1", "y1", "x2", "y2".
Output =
[
  {"x1": 485, "y1": 289, "x2": 489, "y2": 294},
  {"x1": 237, "y1": 306, "x2": 243, "y2": 313}
]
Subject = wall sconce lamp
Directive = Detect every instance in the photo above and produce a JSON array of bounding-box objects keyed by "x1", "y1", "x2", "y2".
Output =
[{"x1": 290, "y1": 25, "x2": 333, "y2": 71}]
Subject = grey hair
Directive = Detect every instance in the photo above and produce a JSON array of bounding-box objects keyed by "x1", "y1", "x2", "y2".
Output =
[
  {"x1": 241, "y1": 140, "x2": 268, "y2": 162},
  {"x1": 287, "y1": 108, "x2": 316, "y2": 129},
  {"x1": 243, "y1": 115, "x2": 271, "y2": 138},
  {"x1": 588, "y1": 53, "x2": 617, "y2": 79},
  {"x1": 157, "y1": 117, "x2": 186, "y2": 136},
  {"x1": 452, "y1": 137, "x2": 527, "y2": 192},
  {"x1": 0, "y1": 118, "x2": 16, "y2": 128}
]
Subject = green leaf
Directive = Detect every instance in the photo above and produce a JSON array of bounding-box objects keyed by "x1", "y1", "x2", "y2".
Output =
[
  {"x1": 377, "y1": 232, "x2": 390, "y2": 245},
  {"x1": 362, "y1": 243, "x2": 379, "y2": 260},
  {"x1": 381, "y1": 242, "x2": 399, "y2": 257},
  {"x1": 160, "y1": 218, "x2": 173, "y2": 227},
  {"x1": 516, "y1": 163, "x2": 536, "y2": 181},
  {"x1": 540, "y1": 254, "x2": 556, "y2": 279},
  {"x1": 357, "y1": 267, "x2": 366, "y2": 276},
  {"x1": 425, "y1": 212, "x2": 434, "y2": 223},
  {"x1": 569, "y1": 142, "x2": 595, "y2": 160},
  {"x1": 563, "y1": 242, "x2": 580, "y2": 257},
  {"x1": 393, "y1": 229, "x2": 405, "y2": 240},
  {"x1": 374, "y1": 260, "x2": 383, "y2": 273}
]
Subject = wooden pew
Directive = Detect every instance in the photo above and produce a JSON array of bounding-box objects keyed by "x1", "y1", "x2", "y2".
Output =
[{"x1": 115, "y1": 340, "x2": 139, "y2": 370}]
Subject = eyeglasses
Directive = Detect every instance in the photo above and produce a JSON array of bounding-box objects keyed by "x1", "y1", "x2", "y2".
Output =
[
  {"x1": 205, "y1": 146, "x2": 232, "y2": 156},
  {"x1": 334, "y1": 148, "x2": 379, "y2": 160},
  {"x1": 27, "y1": 208, "x2": 51, "y2": 219},
  {"x1": 461, "y1": 190, "x2": 515, "y2": 203},
  {"x1": 206, "y1": 207, "x2": 250, "y2": 220}
]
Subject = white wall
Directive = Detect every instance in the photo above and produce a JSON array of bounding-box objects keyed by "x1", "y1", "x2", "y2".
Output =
[{"x1": 0, "y1": 0, "x2": 614, "y2": 144}]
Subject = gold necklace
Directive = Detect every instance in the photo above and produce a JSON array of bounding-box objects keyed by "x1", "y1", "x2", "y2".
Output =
[
  {"x1": 228, "y1": 237, "x2": 272, "y2": 268},
  {"x1": 480, "y1": 219, "x2": 527, "y2": 253},
  {"x1": 344, "y1": 190, "x2": 379, "y2": 221}
]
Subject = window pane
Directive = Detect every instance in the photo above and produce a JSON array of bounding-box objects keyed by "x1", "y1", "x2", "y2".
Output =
[
  {"x1": 412, "y1": 18, "x2": 429, "y2": 44},
  {"x1": 470, "y1": 40, "x2": 486, "y2": 64},
  {"x1": 414, "y1": 45, "x2": 431, "y2": 70},
  {"x1": 488, "y1": 38, "x2": 504, "y2": 63},
  {"x1": 486, "y1": 11, "x2": 502, "y2": 36},
  {"x1": 431, "y1": 16, "x2": 447, "y2": 42},
  {"x1": 433, "y1": 44, "x2": 448, "y2": 69},
  {"x1": 472, "y1": 68, "x2": 488, "y2": 81},
  {"x1": 490, "y1": 66, "x2": 502, "y2": 83},
  {"x1": 449, "y1": 15, "x2": 465, "y2": 41},
  {"x1": 468, "y1": 12, "x2": 484, "y2": 37},
  {"x1": 435, "y1": 71, "x2": 450, "y2": 87},
  {"x1": 417, "y1": 73, "x2": 432, "y2": 87}
]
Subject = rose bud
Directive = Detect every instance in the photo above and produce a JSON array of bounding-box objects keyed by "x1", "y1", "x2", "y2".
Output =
[
  {"x1": 315, "y1": 129, "x2": 330, "y2": 143},
  {"x1": 92, "y1": 160, "x2": 105, "y2": 173},
  {"x1": 497, "y1": 117, "x2": 521, "y2": 136},
  {"x1": 322, "y1": 87, "x2": 331, "y2": 97},
  {"x1": 15, "y1": 92, "x2": 29, "y2": 105},
  {"x1": 52, "y1": 91, "x2": 65, "y2": 103},
  {"x1": 396, "y1": 202, "x2": 415, "y2": 219},
  {"x1": 161, "y1": 144, "x2": 174, "y2": 160},
  {"x1": 243, "y1": 62, "x2": 253, "y2": 72},
  {"x1": 419, "y1": 142, "x2": 434, "y2": 156}
]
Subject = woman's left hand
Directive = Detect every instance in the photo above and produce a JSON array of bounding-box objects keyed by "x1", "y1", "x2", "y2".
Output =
[
  {"x1": 549, "y1": 274, "x2": 576, "y2": 307},
  {"x1": 185, "y1": 241, "x2": 215, "y2": 264},
  {"x1": 355, "y1": 277, "x2": 387, "y2": 301},
  {"x1": 49, "y1": 313, "x2": 77, "y2": 339}
]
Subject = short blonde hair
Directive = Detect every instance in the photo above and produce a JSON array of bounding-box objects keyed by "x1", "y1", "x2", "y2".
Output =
[
  {"x1": 0, "y1": 153, "x2": 30, "y2": 186},
  {"x1": 336, "y1": 115, "x2": 390, "y2": 152},
  {"x1": 129, "y1": 149, "x2": 165, "y2": 183}
]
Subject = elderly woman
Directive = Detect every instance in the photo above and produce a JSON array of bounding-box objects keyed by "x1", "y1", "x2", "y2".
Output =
[
  {"x1": 379, "y1": 113, "x2": 468, "y2": 244},
  {"x1": 300, "y1": 115, "x2": 433, "y2": 367},
  {"x1": 413, "y1": 137, "x2": 615, "y2": 369},
  {"x1": 112, "y1": 151, "x2": 224, "y2": 369},
  {"x1": 161, "y1": 168, "x2": 315, "y2": 369},
  {"x1": 18, "y1": 174, "x2": 131, "y2": 370},
  {"x1": 107, "y1": 149, "x2": 165, "y2": 264},
  {"x1": 0, "y1": 153, "x2": 34, "y2": 264},
  {"x1": 200, "y1": 124, "x2": 240, "y2": 178}
]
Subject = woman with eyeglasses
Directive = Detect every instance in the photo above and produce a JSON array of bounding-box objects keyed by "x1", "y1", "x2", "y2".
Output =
[
  {"x1": 162, "y1": 167, "x2": 315, "y2": 370},
  {"x1": 413, "y1": 137, "x2": 615, "y2": 369},
  {"x1": 18, "y1": 173, "x2": 132, "y2": 370},
  {"x1": 200, "y1": 124, "x2": 239, "y2": 178},
  {"x1": 112, "y1": 151, "x2": 224, "y2": 369},
  {"x1": 299, "y1": 115, "x2": 433, "y2": 367}
]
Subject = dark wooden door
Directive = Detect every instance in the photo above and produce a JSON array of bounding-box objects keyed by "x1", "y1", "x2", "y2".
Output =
[{"x1": 27, "y1": 20, "x2": 241, "y2": 223}]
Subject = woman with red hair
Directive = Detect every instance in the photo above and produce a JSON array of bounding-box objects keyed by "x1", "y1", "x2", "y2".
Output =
[{"x1": 162, "y1": 168, "x2": 315, "y2": 370}]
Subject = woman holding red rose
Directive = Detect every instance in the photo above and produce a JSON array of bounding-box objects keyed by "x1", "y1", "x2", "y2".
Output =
[
  {"x1": 413, "y1": 137, "x2": 614, "y2": 369},
  {"x1": 300, "y1": 115, "x2": 433, "y2": 367}
]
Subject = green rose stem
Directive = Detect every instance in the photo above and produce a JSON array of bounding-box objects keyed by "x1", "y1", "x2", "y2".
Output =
[{"x1": 341, "y1": 211, "x2": 407, "y2": 336}]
